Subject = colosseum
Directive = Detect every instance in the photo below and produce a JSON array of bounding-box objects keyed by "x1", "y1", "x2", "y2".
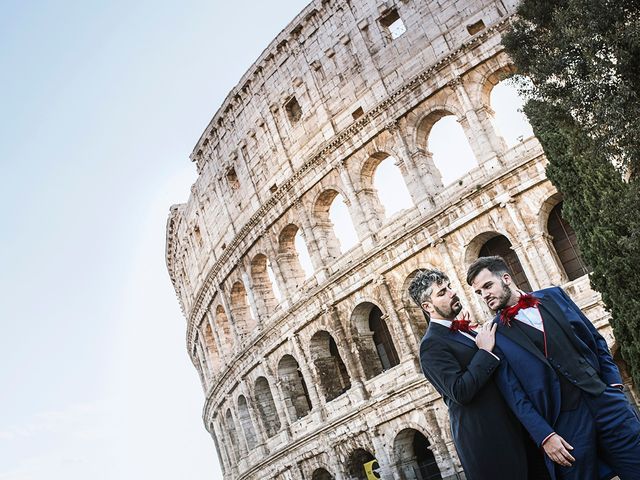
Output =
[{"x1": 165, "y1": 0, "x2": 635, "y2": 479}]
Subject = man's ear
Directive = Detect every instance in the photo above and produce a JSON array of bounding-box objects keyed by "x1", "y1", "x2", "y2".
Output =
[
  {"x1": 421, "y1": 301, "x2": 433, "y2": 315},
  {"x1": 501, "y1": 272, "x2": 513, "y2": 286}
]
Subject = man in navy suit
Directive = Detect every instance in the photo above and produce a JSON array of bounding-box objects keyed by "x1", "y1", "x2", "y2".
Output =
[
  {"x1": 467, "y1": 255, "x2": 640, "y2": 480},
  {"x1": 409, "y1": 268, "x2": 545, "y2": 480}
]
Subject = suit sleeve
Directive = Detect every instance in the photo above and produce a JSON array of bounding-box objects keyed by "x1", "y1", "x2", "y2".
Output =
[
  {"x1": 494, "y1": 357, "x2": 555, "y2": 446},
  {"x1": 557, "y1": 287, "x2": 622, "y2": 385},
  {"x1": 420, "y1": 337, "x2": 499, "y2": 406}
]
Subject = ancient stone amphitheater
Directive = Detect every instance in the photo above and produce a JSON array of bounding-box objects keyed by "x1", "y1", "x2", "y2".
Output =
[{"x1": 165, "y1": 1, "x2": 631, "y2": 479}]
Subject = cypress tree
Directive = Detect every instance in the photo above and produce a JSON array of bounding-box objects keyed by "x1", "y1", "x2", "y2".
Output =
[{"x1": 502, "y1": 0, "x2": 640, "y2": 387}]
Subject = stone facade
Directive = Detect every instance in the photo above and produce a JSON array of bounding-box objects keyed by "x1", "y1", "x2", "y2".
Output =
[{"x1": 165, "y1": 1, "x2": 632, "y2": 479}]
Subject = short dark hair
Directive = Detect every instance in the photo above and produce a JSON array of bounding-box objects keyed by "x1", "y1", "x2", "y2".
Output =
[
  {"x1": 466, "y1": 255, "x2": 512, "y2": 285},
  {"x1": 408, "y1": 269, "x2": 449, "y2": 313}
]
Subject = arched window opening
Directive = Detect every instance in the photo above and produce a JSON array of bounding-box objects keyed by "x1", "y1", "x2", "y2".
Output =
[
  {"x1": 203, "y1": 322, "x2": 222, "y2": 373},
  {"x1": 277, "y1": 355, "x2": 312, "y2": 420},
  {"x1": 428, "y1": 115, "x2": 477, "y2": 186},
  {"x1": 230, "y1": 281, "x2": 256, "y2": 335},
  {"x1": 351, "y1": 303, "x2": 400, "y2": 379},
  {"x1": 372, "y1": 156, "x2": 414, "y2": 218},
  {"x1": 394, "y1": 428, "x2": 442, "y2": 480},
  {"x1": 214, "y1": 305, "x2": 234, "y2": 354},
  {"x1": 312, "y1": 468, "x2": 334, "y2": 480},
  {"x1": 314, "y1": 189, "x2": 359, "y2": 258},
  {"x1": 251, "y1": 254, "x2": 279, "y2": 315},
  {"x1": 370, "y1": 306, "x2": 400, "y2": 370},
  {"x1": 278, "y1": 224, "x2": 310, "y2": 287},
  {"x1": 294, "y1": 230, "x2": 314, "y2": 278},
  {"x1": 236, "y1": 395, "x2": 258, "y2": 450},
  {"x1": 266, "y1": 259, "x2": 282, "y2": 302},
  {"x1": 329, "y1": 193, "x2": 359, "y2": 253},
  {"x1": 224, "y1": 409, "x2": 241, "y2": 462},
  {"x1": 478, "y1": 235, "x2": 532, "y2": 292},
  {"x1": 309, "y1": 331, "x2": 351, "y2": 401},
  {"x1": 489, "y1": 76, "x2": 534, "y2": 148},
  {"x1": 346, "y1": 449, "x2": 377, "y2": 480},
  {"x1": 254, "y1": 377, "x2": 281, "y2": 437},
  {"x1": 402, "y1": 271, "x2": 430, "y2": 341},
  {"x1": 547, "y1": 202, "x2": 590, "y2": 281}
]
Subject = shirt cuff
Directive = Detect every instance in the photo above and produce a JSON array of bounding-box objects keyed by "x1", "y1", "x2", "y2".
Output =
[
  {"x1": 541, "y1": 432, "x2": 556, "y2": 446},
  {"x1": 487, "y1": 351, "x2": 500, "y2": 361}
]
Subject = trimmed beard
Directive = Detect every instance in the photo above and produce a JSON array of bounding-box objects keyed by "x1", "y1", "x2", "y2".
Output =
[
  {"x1": 433, "y1": 299, "x2": 463, "y2": 320},
  {"x1": 494, "y1": 280, "x2": 513, "y2": 312}
]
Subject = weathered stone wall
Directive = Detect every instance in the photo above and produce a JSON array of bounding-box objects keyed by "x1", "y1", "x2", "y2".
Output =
[{"x1": 165, "y1": 1, "x2": 627, "y2": 479}]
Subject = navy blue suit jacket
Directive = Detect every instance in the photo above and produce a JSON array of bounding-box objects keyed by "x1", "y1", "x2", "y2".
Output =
[{"x1": 492, "y1": 286, "x2": 621, "y2": 478}]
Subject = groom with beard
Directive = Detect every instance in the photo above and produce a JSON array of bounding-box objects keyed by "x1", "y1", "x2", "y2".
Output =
[
  {"x1": 409, "y1": 268, "x2": 546, "y2": 480},
  {"x1": 467, "y1": 255, "x2": 640, "y2": 480}
]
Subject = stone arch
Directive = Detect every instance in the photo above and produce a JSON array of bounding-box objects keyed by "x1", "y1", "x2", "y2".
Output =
[
  {"x1": 277, "y1": 354, "x2": 312, "y2": 420},
  {"x1": 346, "y1": 448, "x2": 377, "y2": 480},
  {"x1": 400, "y1": 270, "x2": 431, "y2": 341},
  {"x1": 466, "y1": 231, "x2": 532, "y2": 292},
  {"x1": 237, "y1": 394, "x2": 259, "y2": 449},
  {"x1": 393, "y1": 428, "x2": 443, "y2": 480},
  {"x1": 361, "y1": 151, "x2": 414, "y2": 220},
  {"x1": 224, "y1": 408, "x2": 241, "y2": 463},
  {"x1": 350, "y1": 302, "x2": 400, "y2": 379},
  {"x1": 311, "y1": 467, "x2": 334, "y2": 480},
  {"x1": 477, "y1": 63, "x2": 518, "y2": 110},
  {"x1": 539, "y1": 197, "x2": 590, "y2": 282},
  {"x1": 278, "y1": 223, "x2": 311, "y2": 286},
  {"x1": 309, "y1": 330, "x2": 352, "y2": 401},
  {"x1": 214, "y1": 304, "x2": 234, "y2": 354},
  {"x1": 416, "y1": 108, "x2": 477, "y2": 186},
  {"x1": 202, "y1": 321, "x2": 222, "y2": 373},
  {"x1": 254, "y1": 376, "x2": 281, "y2": 438},
  {"x1": 251, "y1": 253, "x2": 279, "y2": 316},
  {"x1": 230, "y1": 280, "x2": 257, "y2": 335},
  {"x1": 313, "y1": 188, "x2": 359, "y2": 257}
]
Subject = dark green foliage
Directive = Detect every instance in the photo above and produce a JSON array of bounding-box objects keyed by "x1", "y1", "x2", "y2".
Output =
[{"x1": 503, "y1": 0, "x2": 640, "y2": 386}]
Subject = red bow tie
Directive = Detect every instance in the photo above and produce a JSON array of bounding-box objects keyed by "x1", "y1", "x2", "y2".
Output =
[
  {"x1": 450, "y1": 319, "x2": 473, "y2": 333},
  {"x1": 500, "y1": 293, "x2": 540, "y2": 326}
]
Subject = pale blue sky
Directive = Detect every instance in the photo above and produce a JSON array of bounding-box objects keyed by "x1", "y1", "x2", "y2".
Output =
[
  {"x1": 0, "y1": 2, "x2": 530, "y2": 478},
  {"x1": 0, "y1": 1, "x2": 309, "y2": 478}
]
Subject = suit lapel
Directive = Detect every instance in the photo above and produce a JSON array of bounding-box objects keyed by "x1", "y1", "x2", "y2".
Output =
[
  {"x1": 536, "y1": 293, "x2": 583, "y2": 352},
  {"x1": 497, "y1": 318, "x2": 549, "y2": 365},
  {"x1": 428, "y1": 322, "x2": 476, "y2": 349}
]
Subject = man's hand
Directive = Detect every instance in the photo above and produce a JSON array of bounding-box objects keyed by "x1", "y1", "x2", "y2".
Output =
[
  {"x1": 542, "y1": 433, "x2": 575, "y2": 467},
  {"x1": 475, "y1": 322, "x2": 497, "y2": 352}
]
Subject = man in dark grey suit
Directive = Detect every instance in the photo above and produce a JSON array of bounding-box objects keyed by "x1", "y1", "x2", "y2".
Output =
[{"x1": 409, "y1": 268, "x2": 545, "y2": 480}]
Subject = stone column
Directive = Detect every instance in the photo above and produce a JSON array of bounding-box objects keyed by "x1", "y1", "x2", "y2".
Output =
[
  {"x1": 336, "y1": 161, "x2": 376, "y2": 248},
  {"x1": 217, "y1": 284, "x2": 243, "y2": 345},
  {"x1": 448, "y1": 77, "x2": 502, "y2": 165},
  {"x1": 326, "y1": 444, "x2": 347, "y2": 480},
  {"x1": 239, "y1": 383, "x2": 269, "y2": 454},
  {"x1": 501, "y1": 201, "x2": 546, "y2": 289},
  {"x1": 290, "y1": 333, "x2": 326, "y2": 420},
  {"x1": 211, "y1": 419, "x2": 233, "y2": 474},
  {"x1": 374, "y1": 274, "x2": 418, "y2": 360},
  {"x1": 294, "y1": 201, "x2": 329, "y2": 282},
  {"x1": 229, "y1": 403, "x2": 249, "y2": 456},
  {"x1": 263, "y1": 233, "x2": 292, "y2": 308},
  {"x1": 206, "y1": 308, "x2": 229, "y2": 368},
  {"x1": 327, "y1": 305, "x2": 369, "y2": 401},
  {"x1": 261, "y1": 365, "x2": 292, "y2": 436},
  {"x1": 370, "y1": 428, "x2": 394, "y2": 480},
  {"x1": 531, "y1": 232, "x2": 567, "y2": 285},
  {"x1": 387, "y1": 120, "x2": 435, "y2": 213},
  {"x1": 240, "y1": 268, "x2": 262, "y2": 329}
]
